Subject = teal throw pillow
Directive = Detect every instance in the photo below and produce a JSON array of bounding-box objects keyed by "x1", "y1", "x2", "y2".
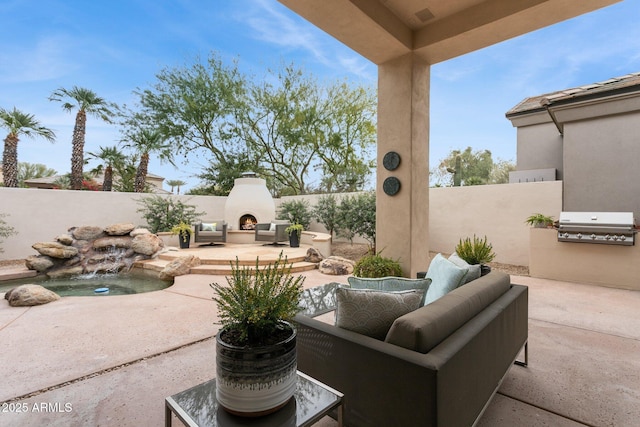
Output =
[
  {"x1": 424, "y1": 253, "x2": 468, "y2": 305},
  {"x1": 448, "y1": 252, "x2": 482, "y2": 284}
]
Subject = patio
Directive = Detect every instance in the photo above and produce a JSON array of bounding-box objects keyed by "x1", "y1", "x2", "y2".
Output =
[{"x1": 1, "y1": 251, "x2": 639, "y2": 426}]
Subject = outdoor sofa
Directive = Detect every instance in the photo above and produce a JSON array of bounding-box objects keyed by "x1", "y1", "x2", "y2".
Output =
[
  {"x1": 193, "y1": 220, "x2": 227, "y2": 245},
  {"x1": 294, "y1": 269, "x2": 528, "y2": 427}
]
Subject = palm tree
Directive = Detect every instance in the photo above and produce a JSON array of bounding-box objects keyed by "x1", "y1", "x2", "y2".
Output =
[
  {"x1": 1, "y1": 107, "x2": 56, "y2": 188},
  {"x1": 49, "y1": 87, "x2": 115, "y2": 190},
  {"x1": 127, "y1": 128, "x2": 173, "y2": 193},
  {"x1": 166, "y1": 179, "x2": 187, "y2": 194},
  {"x1": 87, "y1": 145, "x2": 126, "y2": 191}
]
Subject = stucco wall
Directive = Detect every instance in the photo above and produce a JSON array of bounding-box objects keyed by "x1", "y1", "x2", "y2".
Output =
[
  {"x1": 1, "y1": 182, "x2": 562, "y2": 266},
  {"x1": 516, "y1": 122, "x2": 564, "y2": 179},
  {"x1": 563, "y1": 111, "x2": 640, "y2": 219}
]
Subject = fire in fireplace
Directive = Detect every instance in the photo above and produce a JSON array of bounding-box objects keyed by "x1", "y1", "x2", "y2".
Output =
[{"x1": 240, "y1": 214, "x2": 258, "y2": 230}]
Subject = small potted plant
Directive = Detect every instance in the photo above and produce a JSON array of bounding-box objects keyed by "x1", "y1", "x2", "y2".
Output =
[
  {"x1": 211, "y1": 253, "x2": 305, "y2": 416},
  {"x1": 285, "y1": 223, "x2": 303, "y2": 248},
  {"x1": 170, "y1": 221, "x2": 192, "y2": 249},
  {"x1": 525, "y1": 213, "x2": 555, "y2": 228},
  {"x1": 455, "y1": 234, "x2": 496, "y2": 276}
]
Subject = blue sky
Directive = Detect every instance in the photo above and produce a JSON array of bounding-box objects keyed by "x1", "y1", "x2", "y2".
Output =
[{"x1": 1, "y1": 0, "x2": 639, "y2": 192}]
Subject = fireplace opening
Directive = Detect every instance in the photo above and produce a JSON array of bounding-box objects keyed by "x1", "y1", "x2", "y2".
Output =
[{"x1": 240, "y1": 214, "x2": 258, "y2": 230}]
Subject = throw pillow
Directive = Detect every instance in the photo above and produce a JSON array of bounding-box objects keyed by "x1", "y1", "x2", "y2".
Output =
[
  {"x1": 269, "y1": 223, "x2": 276, "y2": 232},
  {"x1": 423, "y1": 253, "x2": 468, "y2": 305},
  {"x1": 448, "y1": 252, "x2": 481, "y2": 284},
  {"x1": 347, "y1": 276, "x2": 431, "y2": 305},
  {"x1": 335, "y1": 286, "x2": 424, "y2": 340},
  {"x1": 201, "y1": 222, "x2": 216, "y2": 232}
]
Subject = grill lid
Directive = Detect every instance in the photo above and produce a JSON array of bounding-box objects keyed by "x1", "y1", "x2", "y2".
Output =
[
  {"x1": 558, "y1": 212, "x2": 636, "y2": 245},
  {"x1": 558, "y1": 211, "x2": 634, "y2": 228}
]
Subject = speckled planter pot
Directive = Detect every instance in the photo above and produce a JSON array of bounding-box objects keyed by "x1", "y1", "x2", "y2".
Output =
[{"x1": 215, "y1": 322, "x2": 297, "y2": 417}]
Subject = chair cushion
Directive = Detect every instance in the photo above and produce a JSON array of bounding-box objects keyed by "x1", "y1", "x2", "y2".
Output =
[
  {"x1": 423, "y1": 253, "x2": 468, "y2": 305},
  {"x1": 335, "y1": 286, "x2": 424, "y2": 340},
  {"x1": 385, "y1": 271, "x2": 511, "y2": 353},
  {"x1": 347, "y1": 276, "x2": 432, "y2": 305}
]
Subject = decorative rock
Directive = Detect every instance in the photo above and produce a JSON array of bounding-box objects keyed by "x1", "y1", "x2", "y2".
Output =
[
  {"x1": 159, "y1": 255, "x2": 201, "y2": 280},
  {"x1": 71, "y1": 226, "x2": 104, "y2": 241},
  {"x1": 93, "y1": 236, "x2": 132, "y2": 250},
  {"x1": 305, "y1": 247, "x2": 324, "y2": 263},
  {"x1": 85, "y1": 262, "x2": 127, "y2": 274},
  {"x1": 5, "y1": 285, "x2": 60, "y2": 307},
  {"x1": 319, "y1": 256, "x2": 355, "y2": 275},
  {"x1": 56, "y1": 234, "x2": 74, "y2": 245},
  {"x1": 32, "y1": 242, "x2": 78, "y2": 259},
  {"x1": 104, "y1": 223, "x2": 135, "y2": 236},
  {"x1": 130, "y1": 228, "x2": 151, "y2": 237},
  {"x1": 47, "y1": 266, "x2": 84, "y2": 279},
  {"x1": 131, "y1": 233, "x2": 164, "y2": 256},
  {"x1": 25, "y1": 255, "x2": 56, "y2": 272}
]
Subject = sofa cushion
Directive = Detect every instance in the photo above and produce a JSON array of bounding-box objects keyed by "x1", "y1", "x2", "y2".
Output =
[
  {"x1": 335, "y1": 286, "x2": 424, "y2": 340},
  {"x1": 385, "y1": 271, "x2": 511, "y2": 353},
  {"x1": 423, "y1": 253, "x2": 468, "y2": 305},
  {"x1": 448, "y1": 252, "x2": 482, "y2": 284},
  {"x1": 347, "y1": 276, "x2": 432, "y2": 305}
]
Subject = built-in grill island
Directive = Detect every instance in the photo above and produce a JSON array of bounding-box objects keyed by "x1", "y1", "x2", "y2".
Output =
[{"x1": 558, "y1": 212, "x2": 636, "y2": 246}]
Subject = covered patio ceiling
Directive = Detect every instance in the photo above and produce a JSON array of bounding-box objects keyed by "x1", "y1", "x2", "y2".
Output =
[{"x1": 277, "y1": 0, "x2": 620, "y2": 65}]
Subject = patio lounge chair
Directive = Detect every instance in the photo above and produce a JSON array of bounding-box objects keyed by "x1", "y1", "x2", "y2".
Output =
[
  {"x1": 193, "y1": 220, "x2": 227, "y2": 245},
  {"x1": 254, "y1": 220, "x2": 290, "y2": 245}
]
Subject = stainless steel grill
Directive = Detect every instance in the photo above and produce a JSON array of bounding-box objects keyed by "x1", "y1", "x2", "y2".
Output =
[{"x1": 557, "y1": 212, "x2": 636, "y2": 246}]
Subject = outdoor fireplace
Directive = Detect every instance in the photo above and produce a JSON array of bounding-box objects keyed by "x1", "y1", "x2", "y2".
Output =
[{"x1": 224, "y1": 172, "x2": 276, "y2": 230}]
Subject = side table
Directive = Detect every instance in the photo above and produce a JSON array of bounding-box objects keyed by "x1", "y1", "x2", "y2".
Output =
[{"x1": 165, "y1": 371, "x2": 343, "y2": 427}]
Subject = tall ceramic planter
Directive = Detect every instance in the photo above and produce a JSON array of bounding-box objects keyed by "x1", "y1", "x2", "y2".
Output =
[
  {"x1": 216, "y1": 322, "x2": 297, "y2": 417},
  {"x1": 288, "y1": 233, "x2": 300, "y2": 248}
]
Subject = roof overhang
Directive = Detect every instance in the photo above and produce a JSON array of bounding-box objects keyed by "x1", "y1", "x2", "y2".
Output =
[{"x1": 278, "y1": 0, "x2": 620, "y2": 65}]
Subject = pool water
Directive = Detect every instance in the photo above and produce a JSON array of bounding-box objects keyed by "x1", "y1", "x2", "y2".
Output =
[{"x1": 0, "y1": 271, "x2": 172, "y2": 297}]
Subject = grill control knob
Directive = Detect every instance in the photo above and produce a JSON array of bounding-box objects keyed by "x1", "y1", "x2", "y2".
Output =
[
  {"x1": 577, "y1": 233, "x2": 582, "y2": 239},
  {"x1": 613, "y1": 235, "x2": 618, "y2": 241},
  {"x1": 621, "y1": 235, "x2": 626, "y2": 241},
  {"x1": 605, "y1": 234, "x2": 611, "y2": 240},
  {"x1": 590, "y1": 234, "x2": 596, "y2": 240}
]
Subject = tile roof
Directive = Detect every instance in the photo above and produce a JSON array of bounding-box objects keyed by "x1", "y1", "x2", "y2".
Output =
[{"x1": 506, "y1": 72, "x2": 640, "y2": 117}]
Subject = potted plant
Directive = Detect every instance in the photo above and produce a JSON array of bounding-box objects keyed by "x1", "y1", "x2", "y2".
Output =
[
  {"x1": 525, "y1": 213, "x2": 555, "y2": 228},
  {"x1": 170, "y1": 221, "x2": 192, "y2": 249},
  {"x1": 455, "y1": 234, "x2": 496, "y2": 276},
  {"x1": 211, "y1": 253, "x2": 305, "y2": 416},
  {"x1": 285, "y1": 223, "x2": 303, "y2": 248}
]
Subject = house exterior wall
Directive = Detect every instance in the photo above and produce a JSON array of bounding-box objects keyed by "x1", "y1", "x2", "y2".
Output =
[
  {"x1": 516, "y1": 122, "x2": 564, "y2": 179},
  {"x1": 563, "y1": 110, "x2": 640, "y2": 219}
]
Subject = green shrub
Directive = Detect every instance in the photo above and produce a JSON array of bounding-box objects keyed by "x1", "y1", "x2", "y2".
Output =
[
  {"x1": 312, "y1": 194, "x2": 338, "y2": 237},
  {"x1": 210, "y1": 253, "x2": 305, "y2": 346},
  {"x1": 277, "y1": 199, "x2": 312, "y2": 230},
  {"x1": 136, "y1": 195, "x2": 204, "y2": 233},
  {"x1": 353, "y1": 253, "x2": 402, "y2": 278},
  {"x1": 336, "y1": 192, "x2": 376, "y2": 249},
  {"x1": 455, "y1": 234, "x2": 496, "y2": 265},
  {"x1": 0, "y1": 213, "x2": 18, "y2": 254}
]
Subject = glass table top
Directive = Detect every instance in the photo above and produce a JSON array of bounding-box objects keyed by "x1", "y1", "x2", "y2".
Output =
[{"x1": 166, "y1": 371, "x2": 342, "y2": 427}]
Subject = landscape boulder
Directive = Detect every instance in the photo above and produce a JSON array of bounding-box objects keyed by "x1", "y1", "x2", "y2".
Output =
[
  {"x1": 5, "y1": 285, "x2": 60, "y2": 307},
  {"x1": 32, "y1": 242, "x2": 78, "y2": 259},
  {"x1": 71, "y1": 226, "x2": 104, "y2": 241},
  {"x1": 105, "y1": 223, "x2": 135, "y2": 236},
  {"x1": 131, "y1": 233, "x2": 164, "y2": 256},
  {"x1": 159, "y1": 255, "x2": 201, "y2": 280},
  {"x1": 25, "y1": 255, "x2": 57, "y2": 272},
  {"x1": 305, "y1": 247, "x2": 324, "y2": 263},
  {"x1": 319, "y1": 256, "x2": 355, "y2": 275},
  {"x1": 56, "y1": 234, "x2": 74, "y2": 245}
]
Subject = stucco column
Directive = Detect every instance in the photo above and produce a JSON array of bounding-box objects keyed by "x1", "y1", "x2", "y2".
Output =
[{"x1": 377, "y1": 53, "x2": 430, "y2": 277}]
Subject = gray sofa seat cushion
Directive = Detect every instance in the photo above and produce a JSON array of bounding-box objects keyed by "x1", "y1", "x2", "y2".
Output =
[
  {"x1": 256, "y1": 230, "x2": 276, "y2": 237},
  {"x1": 197, "y1": 230, "x2": 223, "y2": 237},
  {"x1": 385, "y1": 271, "x2": 511, "y2": 353}
]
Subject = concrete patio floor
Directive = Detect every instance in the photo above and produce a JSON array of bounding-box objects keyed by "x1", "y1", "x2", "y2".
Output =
[{"x1": 1, "y1": 264, "x2": 639, "y2": 426}]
